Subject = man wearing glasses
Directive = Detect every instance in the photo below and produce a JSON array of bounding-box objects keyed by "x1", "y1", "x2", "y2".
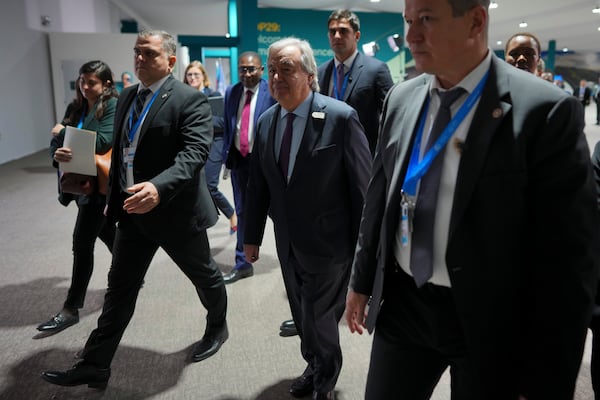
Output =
[{"x1": 222, "y1": 52, "x2": 276, "y2": 284}]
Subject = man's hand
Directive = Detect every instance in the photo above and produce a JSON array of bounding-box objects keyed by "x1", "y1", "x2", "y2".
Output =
[
  {"x1": 345, "y1": 289, "x2": 369, "y2": 334},
  {"x1": 244, "y1": 244, "x2": 260, "y2": 263},
  {"x1": 123, "y1": 182, "x2": 160, "y2": 214}
]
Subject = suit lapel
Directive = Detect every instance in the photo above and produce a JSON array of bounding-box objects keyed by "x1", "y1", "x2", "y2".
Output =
[
  {"x1": 265, "y1": 104, "x2": 281, "y2": 180},
  {"x1": 448, "y1": 58, "x2": 511, "y2": 239},
  {"x1": 387, "y1": 76, "x2": 430, "y2": 210},
  {"x1": 138, "y1": 76, "x2": 174, "y2": 143},
  {"x1": 288, "y1": 93, "x2": 327, "y2": 185},
  {"x1": 343, "y1": 53, "x2": 364, "y2": 102}
]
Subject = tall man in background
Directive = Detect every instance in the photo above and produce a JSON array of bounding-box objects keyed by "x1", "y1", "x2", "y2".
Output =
[
  {"x1": 42, "y1": 30, "x2": 228, "y2": 388},
  {"x1": 318, "y1": 9, "x2": 393, "y2": 155},
  {"x1": 345, "y1": 0, "x2": 600, "y2": 398},
  {"x1": 221, "y1": 51, "x2": 276, "y2": 284}
]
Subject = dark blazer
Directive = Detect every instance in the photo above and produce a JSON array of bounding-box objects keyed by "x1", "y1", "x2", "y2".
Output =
[
  {"x1": 106, "y1": 75, "x2": 217, "y2": 233},
  {"x1": 244, "y1": 92, "x2": 371, "y2": 271},
  {"x1": 318, "y1": 52, "x2": 393, "y2": 153},
  {"x1": 578, "y1": 85, "x2": 592, "y2": 106},
  {"x1": 350, "y1": 56, "x2": 600, "y2": 398},
  {"x1": 222, "y1": 79, "x2": 275, "y2": 169}
]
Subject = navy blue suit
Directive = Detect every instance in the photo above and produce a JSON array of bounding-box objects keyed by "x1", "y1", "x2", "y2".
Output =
[
  {"x1": 245, "y1": 92, "x2": 371, "y2": 393},
  {"x1": 318, "y1": 52, "x2": 393, "y2": 154},
  {"x1": 222, "y1": 79, "x2": 275, "y2": 270}
]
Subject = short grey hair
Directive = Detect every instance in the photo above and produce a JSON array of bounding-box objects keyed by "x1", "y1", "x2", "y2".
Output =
[
  {"x1": 138, "y1": 29, "x2": 176, "y2": 57},
  {"x1": 268, "y1": 37, "x2": 320, "y2": 92}
]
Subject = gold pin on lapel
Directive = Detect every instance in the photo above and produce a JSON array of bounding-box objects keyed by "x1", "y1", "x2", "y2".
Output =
[{"x1": 492, "y1": 108, "x2": 503, "y2": 118}]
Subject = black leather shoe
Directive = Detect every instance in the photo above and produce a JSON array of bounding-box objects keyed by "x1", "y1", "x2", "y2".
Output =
[
  {"x1": 41, "y1": 361, "x2": 110, "y2": 389},
  {"x1": 37, "y1": 311, "x2": 79, "y2": 333},
  {"x1": 280, "y1": 319, "x2": 298, "y2": 337},
  {"x1": 313, "y1": 390, "x2": 335, "y2": 400},
  {"x1": 290, "y1": 368, "x2": 314, "y2": 398},
  {"x1": 191, "y1": 324, "x2": 229, "y2": 362},
  {"x1": 222, "y1": 267, "x2": 253, "y2": 284}
]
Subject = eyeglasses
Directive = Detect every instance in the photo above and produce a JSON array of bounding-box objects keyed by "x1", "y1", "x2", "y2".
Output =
[
  {"x1": 186, "y1": 72, "x2": 202, "y2": 78},
  {"x1": 238, "y1": 66, "x2": 259, "y2": 74}
]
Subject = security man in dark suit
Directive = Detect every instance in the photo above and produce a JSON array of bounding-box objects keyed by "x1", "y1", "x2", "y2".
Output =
[
  {"x1": 318, "y1": 9, "x2": 393, "y2": 155},
  {"x1": 42, "y1": 29, "x2": 228, "y2": 389},
  {"x1": 345, "y1": 0, "x2": 600, "y2": 398}
]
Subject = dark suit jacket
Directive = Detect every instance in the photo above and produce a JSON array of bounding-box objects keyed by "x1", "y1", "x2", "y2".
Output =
[
  {"x1": 578, "y1": 86, "x2": 592, "y2": 106},
  {"x1": 318, "y1": 52, "x2": 393, "y2": 154},
  {"x1": 222, "y1": 79, "x2": 275, "y2": 169},
  {"x1": 106, "y1": 75, "x2": 217, "y2": 234},
  {"x1": 350, "y1": 56, "x2": 600, "y2": 398},
  {"x1": 244, "y1": 92, "x2": 371, "y2": 271}
]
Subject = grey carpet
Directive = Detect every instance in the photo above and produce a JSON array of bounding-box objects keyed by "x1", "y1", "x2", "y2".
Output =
[{"x1": 2, "y1": 102, "x2": 600, "y2": 399}]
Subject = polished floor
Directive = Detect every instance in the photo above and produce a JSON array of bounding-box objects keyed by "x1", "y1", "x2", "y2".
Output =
[{"x1": 1, "y1": 105, "x2": 600, "y2": 399}]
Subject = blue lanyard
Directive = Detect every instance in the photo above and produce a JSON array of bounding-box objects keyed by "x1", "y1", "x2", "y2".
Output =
[
  {"x1": 76, "y1": 111, "x2": 85, "y2": 129},
  {"x1": 127, "y1": 90, "x2": 160, "y2": 143},
  {"x1": 402, "y1": 71, "x2": 489, "y2": 196},
  {"x1": 332, "y1": 57, "x2": 357, "y2": 100}
]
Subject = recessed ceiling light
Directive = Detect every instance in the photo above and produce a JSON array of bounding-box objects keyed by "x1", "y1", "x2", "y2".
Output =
[
  {"x1": 562, "y1": 47, "x2": 569, "y2": 52},
  {"x1": 496, "y1": 40, "x2": 502, "y2": 45},
  {"x1": 489, "y1": 1, "x2": 499, "y2": 9},
  {"x1": 370, "y1": 0, "x2": 381, "y2": 2},
  {"x1": 593, "y1": 6, "x2": 600, "y2": 13},
  {"x1": 519, "y1": 21, "x2": 528, "y2": 28}
]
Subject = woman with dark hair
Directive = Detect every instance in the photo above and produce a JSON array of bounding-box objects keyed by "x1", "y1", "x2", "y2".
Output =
[
  {"x1": 38, "y1": 60, "x2": 119, "y2": 334},
  {"x1": 184, "y1": 60, "x2": 237, "y2": 233}
]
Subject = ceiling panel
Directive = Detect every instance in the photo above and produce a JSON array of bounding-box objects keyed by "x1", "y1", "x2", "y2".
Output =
[{"x1": 116, "y1": 0, "x2": 600, "y2": 53}]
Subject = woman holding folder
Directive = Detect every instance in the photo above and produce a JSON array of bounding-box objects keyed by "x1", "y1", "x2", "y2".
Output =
[{"x1": 38, "y1": 60, "x2": 118, "y2": 335}]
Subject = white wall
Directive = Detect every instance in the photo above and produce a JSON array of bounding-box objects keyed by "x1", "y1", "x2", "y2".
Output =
[
  {"x1": 49, "y1": 32, "x2": 139, "y2": 122},
  {"x1": 0, "y1": 1, "x2": 55, "y2": 164}
]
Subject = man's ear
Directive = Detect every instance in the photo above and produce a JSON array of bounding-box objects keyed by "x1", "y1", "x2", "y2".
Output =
[
  {"x1": 469, "y1": 5, "x2": 487, "y2": 37},
  {"x1": 168, "y1": 55, "x2": 177, "y2": 69}
]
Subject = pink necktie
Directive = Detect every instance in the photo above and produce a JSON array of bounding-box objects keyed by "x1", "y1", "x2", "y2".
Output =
[{"x1": 239, "y1": 90, "x2": 252, "y2": 157}]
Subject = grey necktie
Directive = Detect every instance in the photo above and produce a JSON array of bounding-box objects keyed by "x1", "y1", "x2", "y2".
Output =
[{"x1": 410, "y1": 88, "x2": 465, "y2": 287}]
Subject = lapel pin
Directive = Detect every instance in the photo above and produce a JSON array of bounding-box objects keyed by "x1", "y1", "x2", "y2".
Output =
[
  {"x1": 492, "y1": 108, "x2": 502, "y2": 118},
  {"x1": 312, "y1": 111, "x2": 325, "y2": 120},
  {"x1": 161, "y1": 93, "x2": 168, "y2": 99}
]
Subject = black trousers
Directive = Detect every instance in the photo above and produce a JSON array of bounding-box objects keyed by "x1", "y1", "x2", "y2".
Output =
[
  {"x1": 81, "y1": 213, "x2": 227, "y2": 368},
  {"x1": 281, "y1": 251, "x2": 350, "y2": 394},
  {"x1": 366, "y1": 267, "x2": 477, "y2": 400},
  {"x1": 64, "y1": 199, "x2": 115, "y2": 309}
]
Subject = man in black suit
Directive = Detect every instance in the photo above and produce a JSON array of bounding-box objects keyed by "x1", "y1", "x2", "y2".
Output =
[
  {"x1": 279, "y1": 8, "x2": 393, "y2": 339},
  {"x1": 345, "y1": 0, "x2": 600, "y2": 399},
  {"x1": 244, "y1": 37, "x2": 371, "y2": 400},
  {"x1": 578, "y1": 78, "x2": 592, "y2": 108},
  {"x1": 42, "y1": 30, "x2": 228, "y2": 389}
]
